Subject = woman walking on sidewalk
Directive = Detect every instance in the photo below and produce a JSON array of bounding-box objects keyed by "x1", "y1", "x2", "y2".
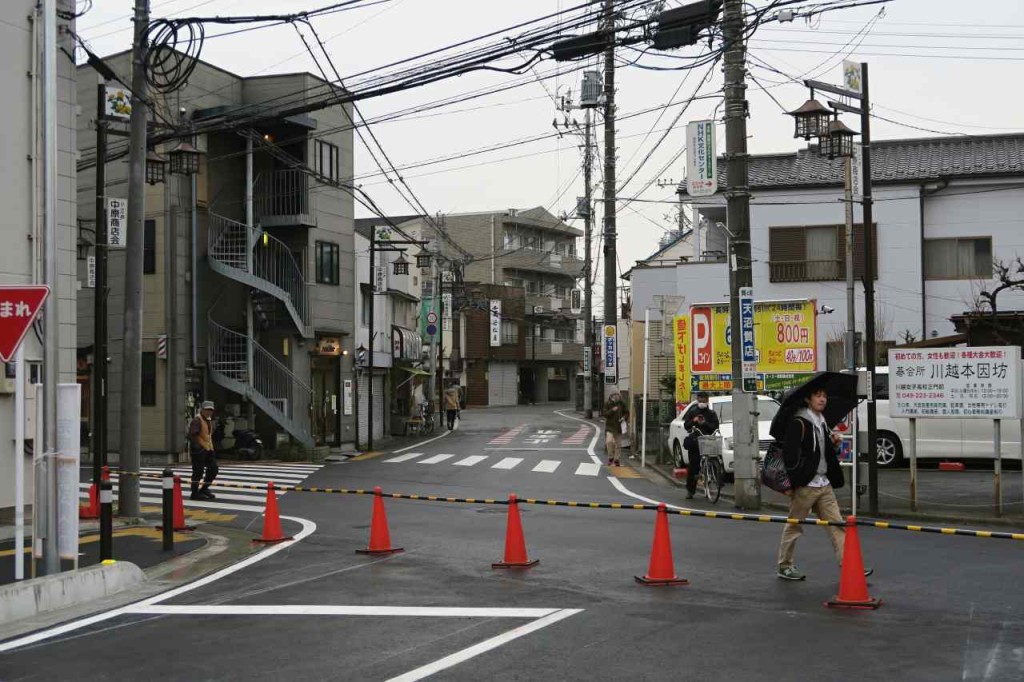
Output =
[
  {"x1": 603, "y1": 392, "x2": 629, "y2": 466},
  {"x1": 444, "y1": 385, "x2": 461, "y2": 430}
]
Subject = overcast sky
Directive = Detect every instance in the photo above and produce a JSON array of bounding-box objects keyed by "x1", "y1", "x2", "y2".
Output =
[{"x1": 78, "y1": 0, "x2": 1024, "y2": 311}]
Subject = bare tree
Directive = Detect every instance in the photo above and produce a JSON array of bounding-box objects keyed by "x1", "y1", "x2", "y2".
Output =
[{"x1": 977, "y1": 257, "x2": 1024, "y2": 316}]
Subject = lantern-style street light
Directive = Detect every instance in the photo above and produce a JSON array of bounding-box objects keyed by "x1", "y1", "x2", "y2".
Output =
[
  {"x1": 145, "y1": 150, "x2": 167, "y2": 185},
  {"x1": 787, "y1": 98, "x2": 833, "y2": 140},
  {"x1": 169, "y1": 140, "x2": 203, "y2": 176},
  {"x1": 392, "y1": 253, "x2": 410, "y2": 276},
  {"x1": 820, "y1": 117, "x2": 858, "y2": 160}
]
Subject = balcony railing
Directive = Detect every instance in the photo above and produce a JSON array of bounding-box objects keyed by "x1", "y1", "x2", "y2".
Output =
[
  {"x1": 769, "y1": 259, "x2": 844, "y2": 283},
  {"x1": 254, "y1": 169, "x2": 315, "y2": 226}
]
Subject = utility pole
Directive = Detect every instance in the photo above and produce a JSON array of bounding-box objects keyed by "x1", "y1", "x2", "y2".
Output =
[
  {"x1": 41, "y1": 0, "x2": 60, "y2": 575},
  {"x1": 858, "y1": 63, "x2": 879, "y2": 516},
  {"x1": 93, "y1": 79, "x2": 108, "y2": 503},
  {"x1": 368, "y1": 226, "x2": 376, "y2": 451},
  {"x1": 722, "y1": 0, "x2": 759, "y2": 510},
  {"x1": 583, "y1": 107, "x2": 594, "y2": 419},
  {"x1": 119, "y1": 0, "x2": 150, "y2": 518},
  {"x1": 602, "y1": 0, "x2": 617, "y2": 401}
]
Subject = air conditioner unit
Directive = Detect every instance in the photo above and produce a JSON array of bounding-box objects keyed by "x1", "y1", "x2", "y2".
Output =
[{"x1": 533, "y1": 306, "x2": 544, "y2": 314}]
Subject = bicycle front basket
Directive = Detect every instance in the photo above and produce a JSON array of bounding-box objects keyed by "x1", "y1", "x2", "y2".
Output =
[{"x1": 697, "y1": 435, "x2": 723, "y2": 457}]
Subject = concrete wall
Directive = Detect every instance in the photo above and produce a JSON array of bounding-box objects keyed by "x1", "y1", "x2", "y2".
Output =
[{"x1": 0, "y1": 3, "x2": 78, "y2": 515}]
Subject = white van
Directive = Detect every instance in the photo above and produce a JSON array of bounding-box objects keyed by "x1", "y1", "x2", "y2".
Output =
[{"x1": 860, "y1": 366, "x2": 1022, "y2": 467}]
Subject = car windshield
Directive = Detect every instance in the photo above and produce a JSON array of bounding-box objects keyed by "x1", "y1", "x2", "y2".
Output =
[{"x1": 715, "y1": 399, "x2": 781, "y2": 424}]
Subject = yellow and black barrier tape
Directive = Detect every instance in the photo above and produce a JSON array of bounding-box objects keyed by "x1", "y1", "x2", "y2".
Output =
[{"x1": 112, "y1": 470, "x2": 1024, "y2": 541}]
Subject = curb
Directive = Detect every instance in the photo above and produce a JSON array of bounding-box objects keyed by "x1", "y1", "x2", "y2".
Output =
[{"x1": 0, "y1": 561, "x2": 145, "y2": 625}]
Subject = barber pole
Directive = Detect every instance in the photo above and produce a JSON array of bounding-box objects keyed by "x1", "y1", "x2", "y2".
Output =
[{"x1": 157, "y1": 334, "x2": 168, "y2": 359}]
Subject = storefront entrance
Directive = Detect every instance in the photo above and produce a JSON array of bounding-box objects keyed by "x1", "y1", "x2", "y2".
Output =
[{"x1": 311, "y1": 356, "x2": 340, "y2": 446}]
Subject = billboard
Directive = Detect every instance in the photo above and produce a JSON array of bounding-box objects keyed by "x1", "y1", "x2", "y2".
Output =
[
  {"x1": 689, "y1": 299, "x2": 817, "y2": 375},
  {"x1": 672, "y1": 315, "x2": 690, "y2": 403},
  {"x1": 888, "y1": 347, "x2": 1021, "y2": 419}
]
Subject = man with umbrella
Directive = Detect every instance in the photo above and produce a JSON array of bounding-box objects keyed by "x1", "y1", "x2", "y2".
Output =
[{"x1": 770, "y1": 372, "x2": 872, "y2": 581}]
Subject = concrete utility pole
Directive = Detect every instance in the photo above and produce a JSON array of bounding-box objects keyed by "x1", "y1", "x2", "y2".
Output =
[
  {"x1": 93, "y1": 80, "x2": 109, "y2": 500},
  {"x1": 858, "y1": 63, "x2": 879, "y2": 516},
  {"x1": 41, "y1": 0, "x2": 60, "y2": 575},
  {"x1": 722, "y1": 0, "x2": 759, "y2": 510},
  {"x1": 119, "y1": 0, "x2": 150, "y2": 518},
  {"x1": 602, "y1": 0, "x2": 617, "y2": 401},
  {"x1": 583, "y1": 107, "x2": 594, "y2": 419}
]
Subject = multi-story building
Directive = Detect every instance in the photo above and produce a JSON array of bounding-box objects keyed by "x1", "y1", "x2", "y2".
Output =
[
  {"x1": 0, "y1": 2, "x2": 78, "y2": 522},
  {"x1": 75, "y1": 53, "x2": 357, "y2": 459},
  {"x1": 398, "y1": 207, "x2": 585, "y2": 405}
]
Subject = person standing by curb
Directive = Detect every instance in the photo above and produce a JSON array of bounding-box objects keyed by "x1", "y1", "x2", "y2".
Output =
[
  {"x1": 188, "y1": 401, "x2": 219, "y2": 500},
  {"x1": 603, "y1": 392, "x2": 628, "y2": 466}
]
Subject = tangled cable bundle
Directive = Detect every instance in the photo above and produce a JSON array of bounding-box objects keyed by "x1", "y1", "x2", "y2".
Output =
[{"x1": 144, "y1": 18, "x2": 205, "y2": 94}]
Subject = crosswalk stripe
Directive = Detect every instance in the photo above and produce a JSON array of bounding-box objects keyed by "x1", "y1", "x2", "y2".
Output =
[
  {"x1": 574, "y1": 462, "x2": 601, "y2": 477},
  {"x1": 79, "y1": 483, "x2": 268, "y2": 505},
  {"x1": 384, "y1": 452, "x2": 424, "y2": 463},
  {"x1": 142, "y1": 465, "x2": 320, "y2": 476},
  {"x1": 137, "y1": 471, "x2": 307, "y2": 484},
  {"x1": 453, "y1": 455, "x2": 488, "y2": 467},
  {"x1": 419, "y1": 454, "x2": 455, "y2": 464},
  {"x1": 532, "y1": 460, "x2": 561, "y2": 473},
  {"x1": 79, "y1": 492, "x2": 265, "y2": 513},
  {"x1": 492, "y1": 457, "x2": 523, "y2": 470}
]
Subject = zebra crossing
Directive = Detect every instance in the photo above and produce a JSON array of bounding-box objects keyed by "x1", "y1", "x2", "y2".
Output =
[
  {"x1": 381, "y1": 452, "x2": 603, "y2": 477},
  {"x1": 78, "y1": 463, "x2": 324, "y2": 513},
  {"x1": 562, "y1": 426, "x2": 590, "y2": 445}
]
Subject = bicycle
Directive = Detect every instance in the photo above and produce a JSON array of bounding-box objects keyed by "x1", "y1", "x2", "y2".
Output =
[
  {"x1": 420, "y1": 401, "x2": 436, "y2": 435},
  {"x1": 697, "y1": 434, "x2": 725, "y2": 504}
]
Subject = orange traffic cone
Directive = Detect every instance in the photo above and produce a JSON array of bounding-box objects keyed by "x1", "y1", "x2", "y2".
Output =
[
  {"x1": 158, "y1": 475, "x2": 195, "y2": 532},
  {"x1": 635, "y1": 503, "x2": 688, "y2": 586},
  {"x1": 492, "y1": 494, "x2": 539, "y2": 569},
  {"x1": 254, "y1": 481, "x2": 293, "y2": 544},
  {"x1": 356, "y1": 487, "x2": 403, "y2": 555},
  {"x1": 826, "y1": 516, "x2": 881, "y2": 609},
  {"x1": 80, "y1": 465, "x2": 109, "y2": 520}
]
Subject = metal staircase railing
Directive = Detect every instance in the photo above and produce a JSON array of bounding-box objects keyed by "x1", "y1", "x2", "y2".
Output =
[
  {"x1": 208, "y1": 319, "x2": 313, "y2": 448},
  {"x1": 208, "y1": 212, "x2": 313, "y2": 338}
]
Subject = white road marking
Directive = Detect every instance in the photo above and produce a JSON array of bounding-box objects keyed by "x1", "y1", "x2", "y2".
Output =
[
  {"x1": 453, "y1": 455, "x2": 488, "y2": 467},
  {"x1": 532, "y1": 460, "x2": 561, "y2": 473},
  {"x1": 492, "y1": 457, "x2": 523, "y2": 470},
  {"x1": 133, "y1": 472, "x2": 307, "y2": 484},
  {"x1": 384, "y1": 452, "x2": 425, "y2": 463},
  {"x1": 387, "y1": 609, "x2": 583, "y2": 682},
  {"x1": 574, "y1": 462, "x2": 601, "y2": 477},
  {"x1": 419, "y1": 454, "x2": 455, "y2": 465},
  {"x1": 130, "y1": 605, "x2": 561, "y2": 618},
  {"x1": 80, "y1": 483, "x2": 270, "y2": 505},
  {"x1": 391, "y1": 429, "x2": 451, "y2": 453}
]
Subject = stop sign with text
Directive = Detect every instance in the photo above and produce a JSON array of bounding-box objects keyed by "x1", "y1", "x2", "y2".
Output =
[{"x1": 0, "y1": 286, "x2": 50, "y2": 361}]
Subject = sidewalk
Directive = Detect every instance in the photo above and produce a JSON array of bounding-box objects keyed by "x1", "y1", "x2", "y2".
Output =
[{"x1": 638, "y1": 452, "x2": 1024, "y2": 527}]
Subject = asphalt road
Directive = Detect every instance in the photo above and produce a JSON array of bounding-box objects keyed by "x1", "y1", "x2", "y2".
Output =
[{"x1": 3, "y1": 404, "x2": 1023, "y2": 681}]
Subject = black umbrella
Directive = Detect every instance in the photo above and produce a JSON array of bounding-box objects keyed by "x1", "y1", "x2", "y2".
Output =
[{"x1": 768, "y1": 371, "x2": 860, "y2": 439}]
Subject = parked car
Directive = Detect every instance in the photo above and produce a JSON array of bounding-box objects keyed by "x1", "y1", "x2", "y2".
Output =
[
  {"x1": 667, "y1": 395, "x2": 781, "y2": 475},
  {"x1": 861, "y1": 367, "x2": 1022, "y2": 467}
]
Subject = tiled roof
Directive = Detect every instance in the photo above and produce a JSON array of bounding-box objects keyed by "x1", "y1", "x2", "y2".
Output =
[{"x1": 679, "y1": 133, "x2": 1024, "y2": 194}]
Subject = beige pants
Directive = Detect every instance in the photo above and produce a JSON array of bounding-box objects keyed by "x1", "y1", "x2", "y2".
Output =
[
  {"x1": 777, "y1": 484, "x2": 845, "y2": 570},
  {"x1": 605, "y1": 431, "x2": 621, "y2": 460}
]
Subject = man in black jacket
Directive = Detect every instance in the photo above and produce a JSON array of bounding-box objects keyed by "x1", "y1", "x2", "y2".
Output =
[
  {"x1": 776, "y1": 388, "x2": 870, "y2": 581},
  {"x1": 682, "y1": 392, "x2": 719, "y2": 499}
]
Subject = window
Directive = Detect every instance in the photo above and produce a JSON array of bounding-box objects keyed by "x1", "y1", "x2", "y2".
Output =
[
  {"x1": 525, "y1": 280, "x2": 539, "y2": 295},
  {"x1": 554, "y1": 285, "x2": 568, "y2": 298},
  {"x1": 923, "y1": 237, "x2": 992, "y2": 280},
  {"x1": 503, "y1": 229, "x2": 516, "y2": 249},
  {"x1": 315, "y1": 140, "x2": 339, "y2": 181},
  {"x1": 554, "y1": 327, "x2": 574, "y2": 342},
  {"x1": 768, "y1": 224, "x2": 877, "y2": 283},
  {"x1": 360, "y1": 284, "x2": 372, "y2": 326},
  {"x1": 315, "y1": 241, "x2": 340, "y2": 285},
  {"x1": 501, "y1": 320, "x2": 518, "y2": 345},
  {"x1": 141, "y1": 352, "x2": 156, "y2": 406},
  {"x1": 143, "y1": 220, "x2": 156, "y2": 274}
]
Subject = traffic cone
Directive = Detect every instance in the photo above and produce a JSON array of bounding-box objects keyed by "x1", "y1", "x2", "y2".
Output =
[
  {"x1": 80, "y1": 465, "x2": 109, "y2": 520},
  {"x1": 826, "y1": 516, "x2": 881, "y2": 609},
  {"x1": 158, "y1": 475, "x2": 196, "y2": 532},
  {"x1": 356, "y1": 487, "x2": 403, "y2": 555},
  {"x1": 492, "y1": 494, "x2": 539, "y2": 568},
  {"x1": 635, "y1": 503, "x2": 689, "y2": 585},
  {"x1": 253, "y1": 481, "x2": 292, "y2": 544}
]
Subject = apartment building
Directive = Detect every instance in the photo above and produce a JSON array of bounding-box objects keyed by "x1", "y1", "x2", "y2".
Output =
[{"x1": 76, "y1": 52, "x2": 357, "y2": 458}]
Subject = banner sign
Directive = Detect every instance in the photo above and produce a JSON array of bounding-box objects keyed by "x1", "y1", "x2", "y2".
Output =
[
  {"x1": 686, "y1": 120, "x2": 717, "y2": 197},
  {"x1": 672, "y1": 315, "x2": 690, "y2": 404},
  {"x1": 604, "y1": 325, "x2": 617, "y2": 384},
  {"x1": 739, "y1": 286, "x2": 757, "y2": 392},
  {"x1": 889, "y1": 347, "x2": 1022, "y2": 419},
  {"x1": 107, "y1": 198, "x2": 127, "y2": 248},
  {"x1": 489, "y1": 300, "x2": 501, "y2": 347}
]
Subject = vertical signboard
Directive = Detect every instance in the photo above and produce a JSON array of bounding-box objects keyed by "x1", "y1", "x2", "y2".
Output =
[
  {"x1": 343, "y1": 379, "x2": 354, "y2": 416},
  {"x1": 442, "y1": 293, "x2": 452, "y2": 331},
  {"x1": 604, "y1": 325, "x2": 617, "y2": 384},
  {"x1": 685, "y1": 120, "x2": 717, "y2": 197},
  {"x1": 489, "y1": 300, "x2": 502, "y2": 347},
  {"x1": 570, "y1": 289, "x2": 582, "y2": 313},
  {"x1": 672, "y1": 315, "x2": 690, "y2": 404},
  {"x1": 56, "y1": 383, "x2": 81, "y2": 561},
  {"x1": 739, "y1": 287, "x2": 757, "y2": 393},
  {"x1": 86, "y1": 256, "x2": 96, "y2": 288},
  {"x1": 373, "y1": 265, "x2": 387, "y2": 293},
  {"x1": 691, "y1": 306, "x2": 713, "y2": 373},
  {"x1": 106, "y1": 198, "x2": 127, "y2": 249}
]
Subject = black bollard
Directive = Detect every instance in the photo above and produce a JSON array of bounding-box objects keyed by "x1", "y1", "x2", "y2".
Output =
[
  {"x1": 162, "y1": 468, "x2": 174, "y2": 551},
  {"x1": 99, "y1": 479, "x2": 113, "y2": 562}
]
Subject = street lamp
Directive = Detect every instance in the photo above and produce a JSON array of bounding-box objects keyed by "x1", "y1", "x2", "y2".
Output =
[
  {"x1": 393, "y1": 253, "x2": 410, "y2": 276},
  {"x1": 145, "y1": 150, "x2": 167, "y2": 185},
  {"x1": 168, "y1": 140, "x2": 202, "y2": 176},
  {"x1": 819, "y1": 117, "x2": 858, "y2": 160},
  {"x1": 415, "y1": 249, "x2": 433, "y2": 269},
  {"x1": 787, "y1": 98, "x2": 832, "y2": 140}
]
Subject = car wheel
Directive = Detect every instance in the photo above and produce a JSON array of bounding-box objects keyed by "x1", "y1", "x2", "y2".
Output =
[
  {"x1": 876, "y1": 431, "x2": 904, "y2": 468},
  {"x1": 672, "y1": 441, "x2": 685, "y2": 469}
]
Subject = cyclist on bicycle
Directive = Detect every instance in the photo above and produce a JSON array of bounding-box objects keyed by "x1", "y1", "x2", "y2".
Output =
[{"x1": 682, "y1": 392, "x2": 719, "y2": 500}]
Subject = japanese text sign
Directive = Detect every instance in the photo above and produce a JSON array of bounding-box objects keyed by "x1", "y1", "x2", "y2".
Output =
[
  {"x1": 489, "y1": 300, "x2": 501, "y2": 347},
  {"x1": 604, "y1": 325, "x2": 617, "y2": 384},
  {"x1": 0, "y1": 285, "x2": 50, "y2": 361},
  {"x1": 889, "y1": 347, "x2": 1021, "y2": 419},
  {"x1": 739, "y1": 286, "x2": 757, "y2": 392},
  {"x1": 672, "y1": 315, "x2": 690, "y2": 403},
  {"x1": 107, "y1": 197, "x2": 127, "y2": 248},
  {"x1": 686, "y1": 120, "x2": 717, "y2": 197},
  {"x1": 690, "y1": 299, "x2": 817, "y2": 375}
]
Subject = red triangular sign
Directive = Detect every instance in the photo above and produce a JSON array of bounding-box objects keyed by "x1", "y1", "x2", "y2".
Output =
[{"x1": 0, "y1": 286, "x2": 50, "y2": 362}]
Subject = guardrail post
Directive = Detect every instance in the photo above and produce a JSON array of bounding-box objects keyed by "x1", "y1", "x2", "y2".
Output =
[
  {"x1": 99, "y1": 479, "x2": 113, "y2": 561},
  {"x1": 162, "y1": 467, "x2": 174, "y2": 551}
]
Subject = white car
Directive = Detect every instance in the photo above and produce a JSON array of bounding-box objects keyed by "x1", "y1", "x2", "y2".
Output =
[
  {"x1": 861, "y1": 367, "x2": 1022, "y2": 467},
  {"x1": 667, "y1": 396, "x2": 781, "y2": 475}
]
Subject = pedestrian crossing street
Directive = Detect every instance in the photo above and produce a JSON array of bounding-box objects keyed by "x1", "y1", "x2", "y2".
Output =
[
  {"x1": 383, "y1": 452, "x2": 603, "y2": 477},
  {"x1": 79, "y1": 463, "x2": 324, "y2": 512}
]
